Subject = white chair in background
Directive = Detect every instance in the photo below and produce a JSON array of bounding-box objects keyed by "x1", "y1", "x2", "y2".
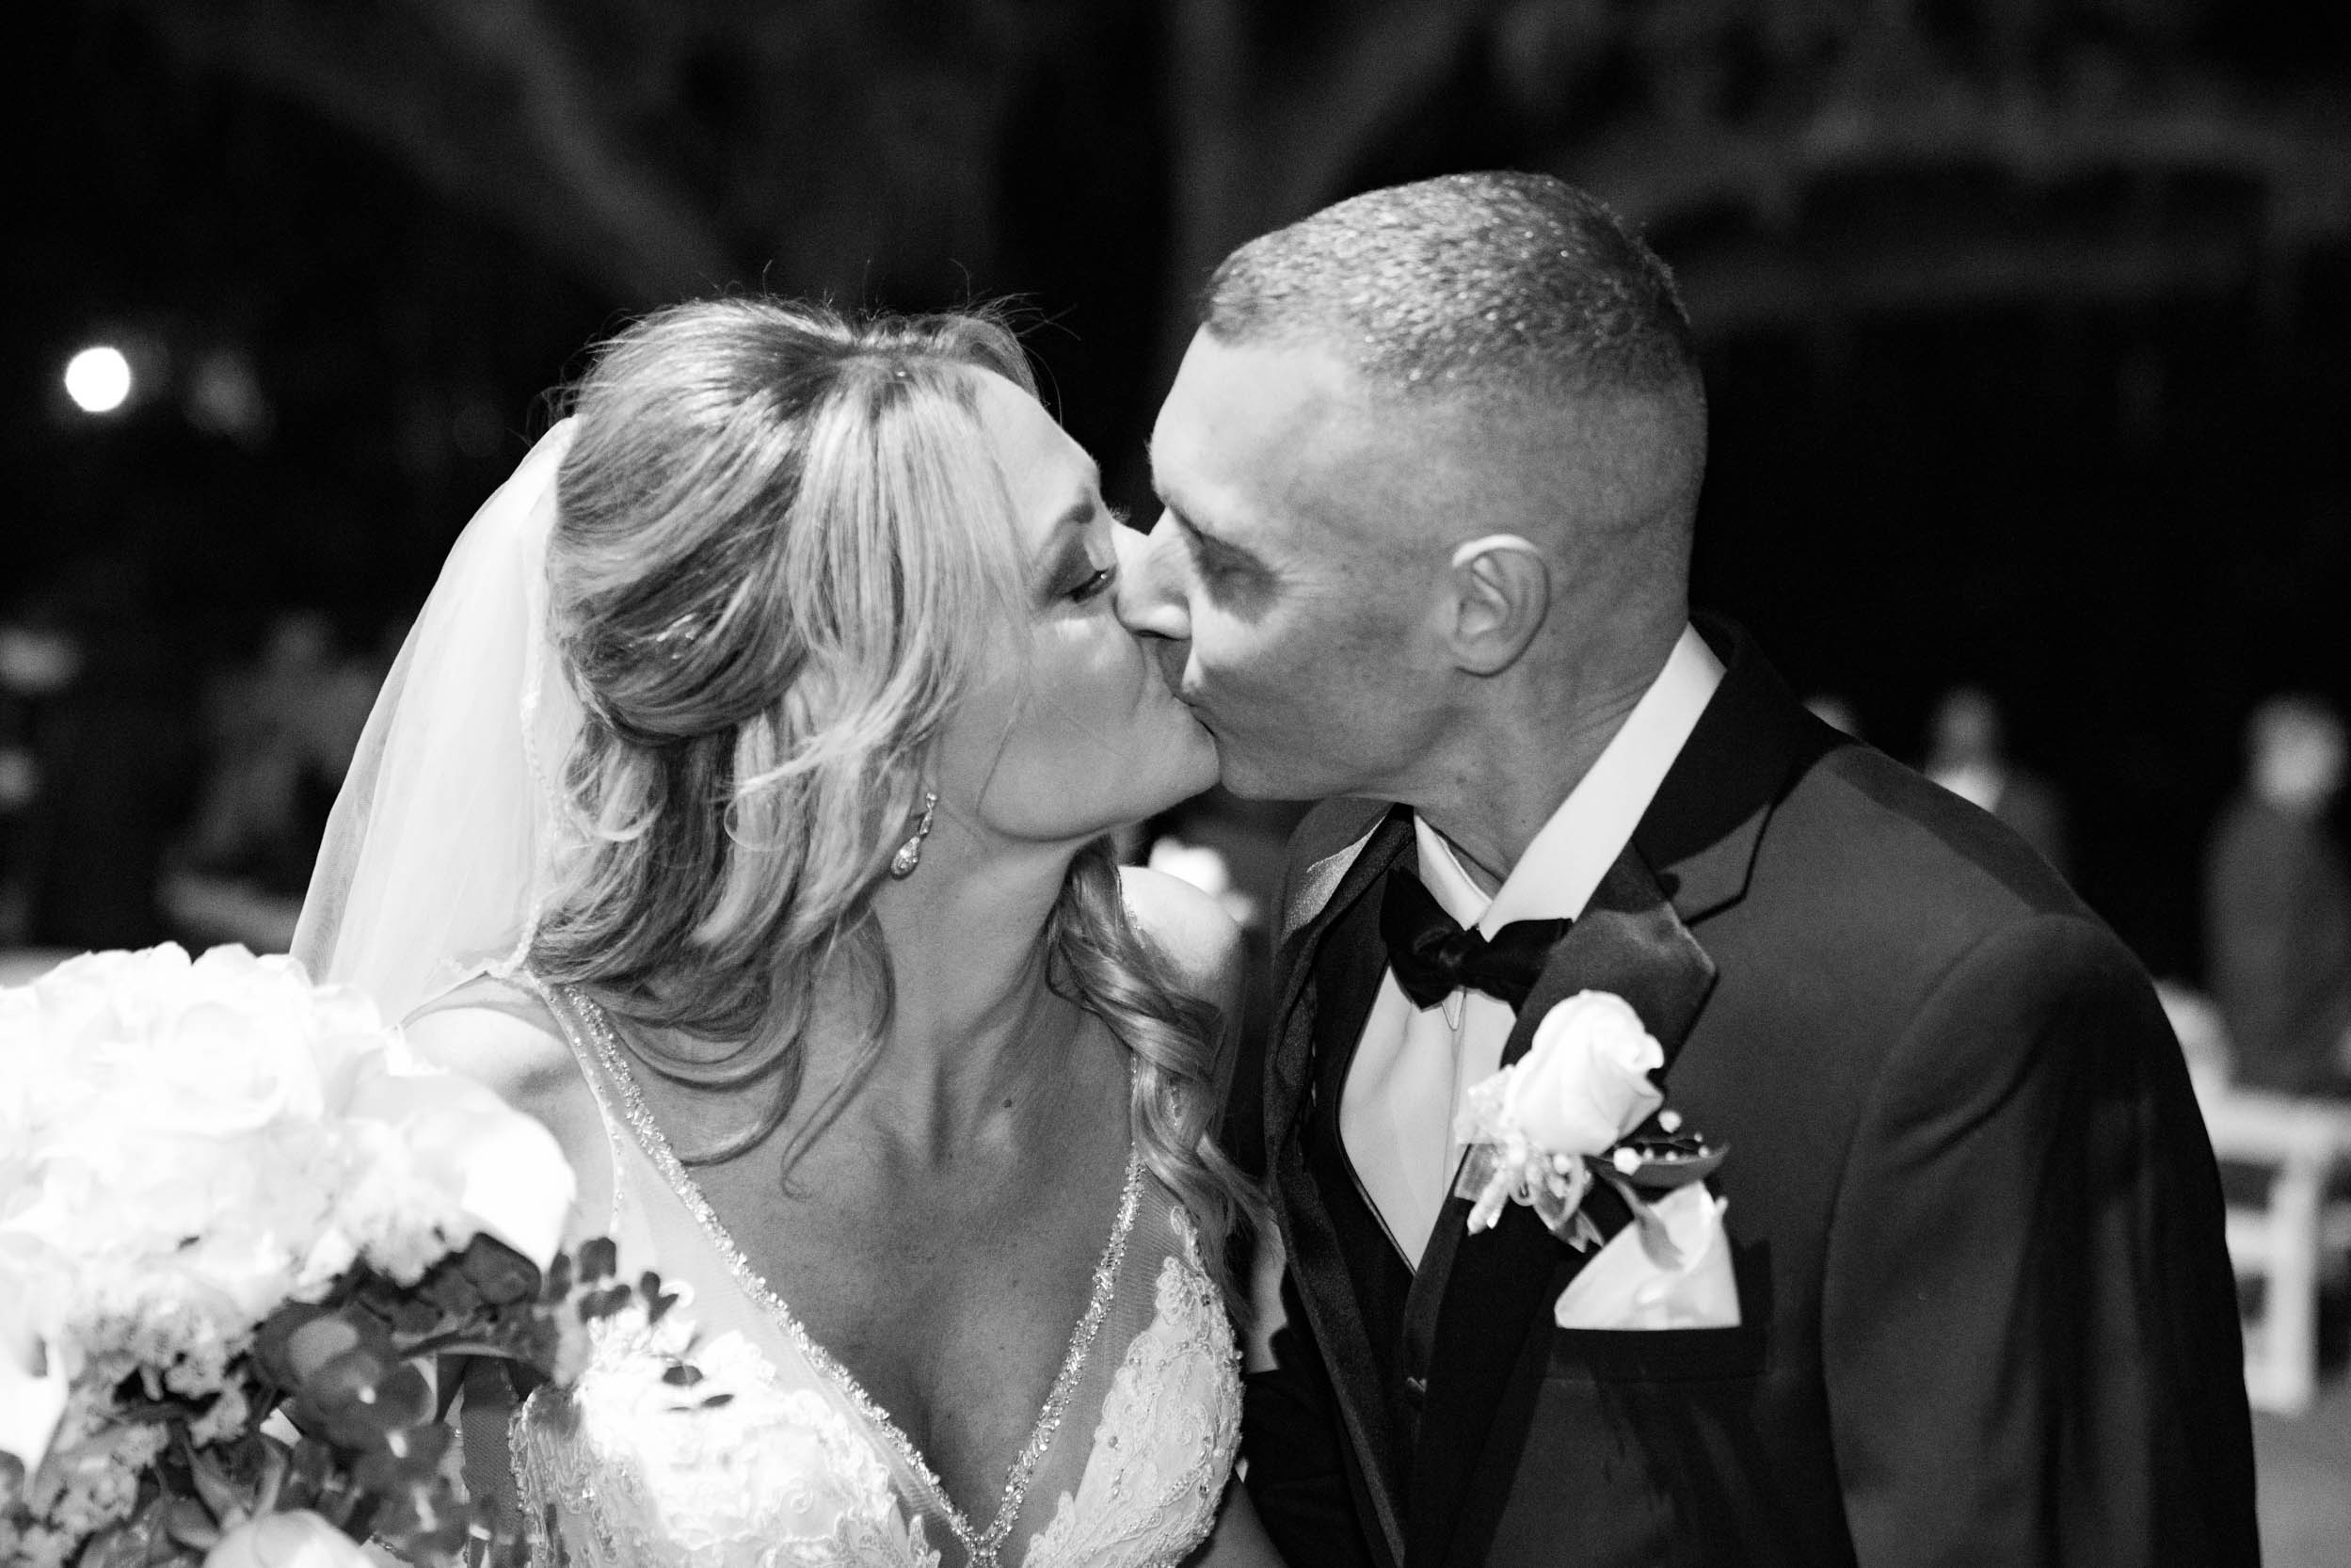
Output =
[
  {"x1": 2163, "y1": 980, "x2": 2351, "y2": 1416},
  {"x1": 2199, "y1": 1088, "x2": 2351, "y2": 1414}
]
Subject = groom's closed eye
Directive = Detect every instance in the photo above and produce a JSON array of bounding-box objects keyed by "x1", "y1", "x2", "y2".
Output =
[{"x1": 1165, "y1": 510, "x2": 1273, "y2": 614}]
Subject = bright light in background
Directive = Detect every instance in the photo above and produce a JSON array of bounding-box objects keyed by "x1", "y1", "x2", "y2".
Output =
[{"x1": 64, "y1": 345, "x2": 134, "y2": 414}]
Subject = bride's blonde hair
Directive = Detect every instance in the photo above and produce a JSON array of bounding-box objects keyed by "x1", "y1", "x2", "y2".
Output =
[{"x1": 529, "y1": 298, "x2": 1260, "y2": 1289}]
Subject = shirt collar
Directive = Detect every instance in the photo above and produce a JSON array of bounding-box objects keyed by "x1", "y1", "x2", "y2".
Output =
[{"x1": 1417, "y1": 623, "x2": 1726, "y2": 935}]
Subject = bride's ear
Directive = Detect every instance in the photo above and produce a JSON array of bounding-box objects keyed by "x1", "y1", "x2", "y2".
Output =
[{"x1": 1443, "y1": 535, "x2": 1550, "y2": 676}]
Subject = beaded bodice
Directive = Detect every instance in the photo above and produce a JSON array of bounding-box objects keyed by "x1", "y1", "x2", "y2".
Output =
[{"x1": 510, "y1": 984, "x2": 1241, "y2": 1568}]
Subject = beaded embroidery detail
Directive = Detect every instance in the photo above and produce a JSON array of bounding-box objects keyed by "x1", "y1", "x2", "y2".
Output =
[
  {"x1": 1021, "y1": 1209, "x2": 1243, "y2": 1568},
  {"x1": 561, "y1": 985, "x2": 1145, "y2": 1568}
]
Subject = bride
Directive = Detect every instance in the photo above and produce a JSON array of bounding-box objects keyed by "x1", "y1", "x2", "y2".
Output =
[{"x1": 294, "y1": 299, "x2": 1282, "y2": 1568}]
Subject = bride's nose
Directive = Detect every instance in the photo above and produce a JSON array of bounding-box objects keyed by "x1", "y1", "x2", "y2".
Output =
[{"x1": 1113, "y1": 516, "x2": 1191, "y2": 644}]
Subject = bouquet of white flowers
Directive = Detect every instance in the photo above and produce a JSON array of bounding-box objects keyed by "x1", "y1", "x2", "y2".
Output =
[{"x1": 0, "y1": 945, "x2": 663, "y2": 1568}]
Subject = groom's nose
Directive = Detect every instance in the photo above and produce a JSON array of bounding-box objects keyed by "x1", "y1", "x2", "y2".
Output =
[{"x1": 1113, "y1": 515, "x2": 1191, "y2": 646}]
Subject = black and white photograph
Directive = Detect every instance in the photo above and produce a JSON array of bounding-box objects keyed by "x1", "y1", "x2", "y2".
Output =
[{"x1": 5, "y1": 3, "x2": 2347, "y2": 1565}]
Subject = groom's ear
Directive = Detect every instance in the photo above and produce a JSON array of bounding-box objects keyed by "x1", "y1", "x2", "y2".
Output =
[{"x1": 1445, "y1": 536, "x2": 1550, "y2": 676}]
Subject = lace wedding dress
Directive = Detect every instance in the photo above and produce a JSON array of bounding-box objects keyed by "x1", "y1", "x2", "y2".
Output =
[{"x1": 507, "y1": 983, "x2": 1242, "y2": 1568}]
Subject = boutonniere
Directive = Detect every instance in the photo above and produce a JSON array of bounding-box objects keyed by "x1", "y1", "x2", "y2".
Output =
[{"x1": 1452, "y1": 990, "x2": 1725, "y2": 1265}]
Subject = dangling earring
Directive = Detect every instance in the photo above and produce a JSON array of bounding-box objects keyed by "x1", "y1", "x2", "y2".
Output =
[{"x1": 889, "y1": 790, "x2": 937, "y2": 879}]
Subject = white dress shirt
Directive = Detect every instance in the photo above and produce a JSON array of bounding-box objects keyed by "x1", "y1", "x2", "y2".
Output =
[{"x1": 1339, "y1": 625, "x2": 1726, "y2": 1268}]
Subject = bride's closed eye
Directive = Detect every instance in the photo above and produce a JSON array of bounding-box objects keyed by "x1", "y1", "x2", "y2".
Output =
[{"x1": 1051, "y1": 504, "x2": 1128, "y2": 604}]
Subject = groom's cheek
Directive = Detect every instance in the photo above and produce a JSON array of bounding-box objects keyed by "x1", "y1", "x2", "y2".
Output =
[{"x1": 1223, "y1": 651, "x2": 1297, "y2": 738}]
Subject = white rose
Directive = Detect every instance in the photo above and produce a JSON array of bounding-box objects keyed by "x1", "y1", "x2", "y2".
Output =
[
  {"x1": 344, "y1": 1056, "x2": 576, "y2": 1272},
  {"x1": 1502, "y1": 991, "x2": 1664, "y2": 1156},
  {"x1": 14, "y1": 946, "x2": 386, "y2": 1148},
  {"x1": 206, "y1": 1511, "x2": 376, "y2": 1568},
  {"x1": 9, "y1": 1112, "x2": 343, "y2": 1321}
]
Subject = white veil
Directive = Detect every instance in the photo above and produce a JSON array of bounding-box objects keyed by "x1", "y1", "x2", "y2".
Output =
[{"x1": 294, "y1": 422, "x2": 584, "y2": 1023}]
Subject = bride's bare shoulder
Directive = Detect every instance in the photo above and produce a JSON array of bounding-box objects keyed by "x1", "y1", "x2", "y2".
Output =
[
  {"x1": 403, "y1": 976, "x2": 615, "y2": 1243},
  {"x1": 400, "y1": 975, "x2": 580, "y2": 1124},
  {"x1": 1118, "y1": 865, "x2": 1245, "y2": 1019}
]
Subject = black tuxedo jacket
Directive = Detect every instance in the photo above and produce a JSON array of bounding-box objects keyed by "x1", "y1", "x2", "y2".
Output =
[{"x1": 1232, "y1": 621, "x2": 2257, "y2": 1568}]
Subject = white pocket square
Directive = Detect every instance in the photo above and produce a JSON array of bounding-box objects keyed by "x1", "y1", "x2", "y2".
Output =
[{"x1": 1553, "y1": 1181, "x2": 1741, "y2": 1331}]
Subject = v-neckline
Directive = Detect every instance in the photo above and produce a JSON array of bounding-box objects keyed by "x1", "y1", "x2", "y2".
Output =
[{"x1": 561, "y1": 985, "x2": 1143, "y2": 1568}]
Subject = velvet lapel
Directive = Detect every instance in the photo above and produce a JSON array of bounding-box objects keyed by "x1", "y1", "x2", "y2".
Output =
[
  {"x1": 1264, "y1": 804, "x2": 1416, "y2": 1566},
  {"x1": 1399, "y1": 841, "x2": 1718, "y2": 1566}
]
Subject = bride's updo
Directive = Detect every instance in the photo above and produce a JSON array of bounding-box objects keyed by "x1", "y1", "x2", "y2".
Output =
[
  {"x1": 529, "y1": 298, "x2": 1255, "y2": 1283},
  {"x1": 537, "y1": 300, "x2": 1025, "y2": 1043}
]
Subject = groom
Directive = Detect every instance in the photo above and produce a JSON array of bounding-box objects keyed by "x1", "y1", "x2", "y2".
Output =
[{"x1": 1119, "y1": 172, "x2": 2257, "y2": 1567}]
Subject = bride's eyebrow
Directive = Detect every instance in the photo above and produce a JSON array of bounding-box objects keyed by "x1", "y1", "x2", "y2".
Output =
[
  {"x1": 1039, "y1": 487, "x2": 1103, "y2": 548},
  {"x1": 1038, "y1": 458, "x2": 1106, "y2": 539},
  {"x1": 1029, "y1": 483, "x2": 1111, "y2": 581}
]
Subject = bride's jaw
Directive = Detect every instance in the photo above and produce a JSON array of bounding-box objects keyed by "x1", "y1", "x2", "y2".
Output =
[{"x1": 930, "y1": 680, "x2": 1219, "y2": 853}]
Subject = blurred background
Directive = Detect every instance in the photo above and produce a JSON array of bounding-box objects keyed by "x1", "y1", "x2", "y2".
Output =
[{"x1": 6, "y1": 0, "x2": 2350, "y2": 1551}]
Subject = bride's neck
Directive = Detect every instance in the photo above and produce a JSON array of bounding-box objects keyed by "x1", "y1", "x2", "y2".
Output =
[{"x1": 851, "y1": 826, "x2": 1085, "y2": 1145}]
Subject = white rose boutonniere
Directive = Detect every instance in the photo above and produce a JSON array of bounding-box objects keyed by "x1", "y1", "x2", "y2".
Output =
[
  {"x1": 1452, "y1": 989, "x2": 1724, "y2": 1261},
  {"x1": 1500, "y1": 991, "x2": 1664, "y2": 1155}
]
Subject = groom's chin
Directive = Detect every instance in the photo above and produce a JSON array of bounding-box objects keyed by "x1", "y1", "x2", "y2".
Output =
[
  {"x1": 1210, "y1": 744, "x2": 1314, "y2": 804},
  {"x1": 1186, "y1": 706, "x2": 1344, "y2": 801}
]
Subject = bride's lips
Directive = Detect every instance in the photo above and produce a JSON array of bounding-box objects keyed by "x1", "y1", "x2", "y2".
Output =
[
  {"x1": 1142, "y1": 636, "x2": 1197, "y2": 708},
  {"x1": 1133, "y1": 640, "x2": 1216, "y2": 742}
]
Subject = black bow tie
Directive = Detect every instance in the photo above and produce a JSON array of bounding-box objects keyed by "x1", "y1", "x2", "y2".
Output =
[{"x1": 1378, "y1": 868, "x2": 1571, "y2": 1012}]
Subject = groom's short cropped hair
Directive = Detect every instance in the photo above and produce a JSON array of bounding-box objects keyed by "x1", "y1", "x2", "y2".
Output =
[{"x1": 1198, "y1": 171, "x2": 1701, "y2": 415}]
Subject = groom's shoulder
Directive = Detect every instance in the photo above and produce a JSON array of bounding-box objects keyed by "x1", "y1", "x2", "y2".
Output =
[
  {"x1": 1800, "y1": 744, "x2": 2075, "y2": 908},
  {"x1": 1760, "y1": 740, "x2": 2114, "y2": 988},
  {"x1": 1746, "y1": 746, "x2": 2191, "y2": 1146},
  {"x1": 1681, "y1": 623, "x2": 2115, "y2": 1002},
  {"x1": 1697, "y1": 741, "x2": 2175, "y2": 1112}
]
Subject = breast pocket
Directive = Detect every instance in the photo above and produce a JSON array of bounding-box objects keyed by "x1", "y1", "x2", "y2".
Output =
[
  {"x1": 1545, "y1": 1231, "x2": 1775, "y2": 1384},
  {"x1": 1506, "y1": 1319, "x2": 1786, "y2": 1568}
]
